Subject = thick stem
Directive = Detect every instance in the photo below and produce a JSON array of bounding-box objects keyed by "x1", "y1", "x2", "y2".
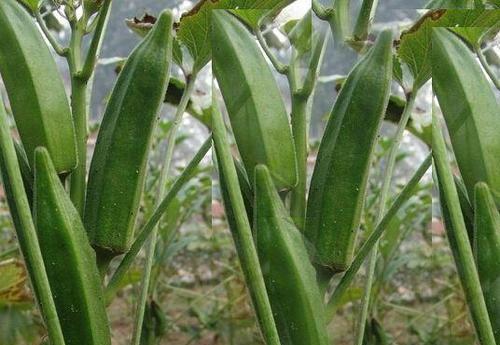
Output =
[
  {"x1": 131, "y1": 74, "x2": 197, "y2": 345},
  {"x1": 69, "y1": 77, "x2": 88, "y2": 214},
  {"x1": 355, "y1": 91, "x2": 417, "y2": 345},
  {"x1": 66, "y1": 19, "x2": 88, "y2": 214},
  {"x1": 290, "y1": 95, "x2": 309, "y2": 230}
]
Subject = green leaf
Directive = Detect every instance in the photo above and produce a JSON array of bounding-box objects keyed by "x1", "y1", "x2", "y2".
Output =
[
  {"x1": 397, "y1": 9, "x2": 500, "y2": 89},
  {"x1": 16, "y1": 0, "x2": 38, "y2": 12},
  {"x1": 425, "y1": 0, "x2": 475, "y2": 8},
  {"x1": 176, "y1": 0, "x2": 292, "y2": 71}
]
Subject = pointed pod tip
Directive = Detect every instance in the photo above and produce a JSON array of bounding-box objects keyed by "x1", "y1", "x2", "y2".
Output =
[
  {"x1": 151, "y1": 9, "x2": 174, "y2": 35},
  {"x1": 474, "y1": 182, "x2": 493, "y2": 203}
]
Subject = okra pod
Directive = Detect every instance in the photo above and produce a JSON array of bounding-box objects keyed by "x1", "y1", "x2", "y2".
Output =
[
  {"x1": 254, "y1": 164, "x2": 329, "y2": 345},
  {"x1": 432, "y1": 28, "x2": 500, "y2": 207},
  {"x1": 0, "y1": 0, "x2": 77, "y2": 173},
  {"x1": 34, "y1": 147, "x2": 111, "y2": 345},
  {"x1": 473, "y1": 182, "x2": 500, "y2": 343},
  {"x1": 305, "y1": 30, "x2": 393, "y2": 272},
  {"x1": 85, "y1": 10, "x2": 173, "y2": 255},
  {"x1": 212, "y1": 10, "x2": 298, "y2": 191}
]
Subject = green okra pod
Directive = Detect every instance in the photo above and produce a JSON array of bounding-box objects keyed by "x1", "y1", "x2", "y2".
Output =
[
  {"x1": 212, "y1": 10, "x2": 298, "y2": 191},
  {"x1": 254, "y1": 164, "x2": 329, "y2": 345},
  {"x1": 432, "y1": 28, "x2": 500, "y2": 207},
  {"x1": 473, "y1": 182, "x2": 500, "y2": 343},
  {"x1": 34, "y1": 147, "x2": 111, "y2": 345},
  {"x1": 305, "y1": 30, "x2": 393, "y2": 272},
  {"x1": 0, "y1": 0, "x2": 77, "y2": 173},
  {"x1": 85, "y1": 10, "x2": 173, "y2": 255}
]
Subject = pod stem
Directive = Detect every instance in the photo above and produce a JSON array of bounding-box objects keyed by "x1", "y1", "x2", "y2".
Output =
[
  {"x1": 131, "y1": 73, "x2": 198, "y2": 345},
  {"x1": 433, "y1": 116, "x2": 496, "y2": 345},
  {"x1": 0, "y1": 96, "x2": 66, "y2": 345},
  {"x1": 326, "y1": 152, "x2": 431, "y2": 320},
  {"x1": 212, "y1": 86, "x2": 281, "y2": 345},
  {"x1": 355, "y1": 90, "x2": 418, "y2": 344}
]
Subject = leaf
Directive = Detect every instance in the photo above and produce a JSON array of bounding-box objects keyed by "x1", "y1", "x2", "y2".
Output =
[
  {"x1": 0, "y1": 259, "x2": 31, "y2": 305},
  {"x1": 16, "y1": 0, "x2": 39, "y2": 12},
  {"x1": 176, "y1": 0, "x2": 292, "y2": 71},
  {"x1": 425, "y1": 0, "x2": 475, "y2": 8},
  {"x1": 397, "y1": 9, "x2": 500, "y2": 89}
]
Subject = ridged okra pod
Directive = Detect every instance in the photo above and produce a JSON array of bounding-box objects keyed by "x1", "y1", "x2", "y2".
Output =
[
  {"x1": 473, "y1": 182, "x2": 500, "y2": 343},
  {"x1": 0, "y1": 0, "x2": 77, "y2": 173},
  {"x1": 432, "y1": 28, "x2": 500, "y2": 207},
  {"x1": 34, "y1": 147, "x2": 111, "y2": 345},
  {"x1": 212, "y1": 10, "x2": 297, "y2": 191},
  {"x1": 254, "y1": 165, "x2": 329, "y2": 345},
  {"x1": 305, "y1": 30, "x2": 393, "y2": 272},
  {"x1": 85, "y1": 10, "x2": 173, "y2": 255}
]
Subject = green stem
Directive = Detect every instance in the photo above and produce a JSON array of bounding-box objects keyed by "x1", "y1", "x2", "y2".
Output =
[
  {"x1": 131, "y1": 74, "x2": 197, "y2": 345},
  {"x1": 105, "y1": 136, "x2": 212, "y2": 302},
  {"x1": 79, "y1": 0, "x2": 112, "y2": 81},
  {"x1": 66, "y1": 18, "x2": 88, "y2": 214},
  {"x1": 69, "y1": 77, "x2": 88, "y2": 214},
  {"x1": 326, "y1": 152, "x2": 431, "y2": 320},
  {"x1": 34, "y1": 10, "x2": 68, "y2": 56},
  {"x1": 0, "y1": 96, "x2": 66, "y2": 345},
  {"x1": 331, "y1": 0, "x2": 350, "y2": 44},
  {"x1": 353, "y1": 0, "x2": 379, "y2": 41},
  {"x1": 475, "y1": 44, "x2": 500, "y2": 90},
  {"x1": 212, "y1": 87, "x2": 281, "y2": 345},
  {"x1": 433, "y1": 116, "x2": 496, "y2": 345},
  {"x1": 255, "y1": 23, "x2": 288, "y2": 75},
  {"x1": 355, "y1": 91, "x2": 417, "y2": 344},
  {"x1": 289, "y1": 95, "x2": 308, "y2": 230}
]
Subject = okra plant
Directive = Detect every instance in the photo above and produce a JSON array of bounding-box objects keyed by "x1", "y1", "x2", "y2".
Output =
[{"x1": 0, "y1": 0, "x2": 499, "y2": 344}]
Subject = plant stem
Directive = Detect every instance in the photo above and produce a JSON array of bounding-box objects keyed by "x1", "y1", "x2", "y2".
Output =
[
  {"x1": 433, "y1": 116, "x2": 496, "y2": 345},
  {"x1": 69, "y1": 76, "x2": 88, "y2": 214},
  {"x1": 79, "y1": 0, "x2": 112, "y2": 81},
  {"x1": 105, "y1": 136, "x2": 212, "y2": 302},
  {"x1": 475, "y1": 44, "x2": 500, "y2": 90},
  {"x1": 65, "y1": 18, "x2": 88, "y2": 214},
  {"x1": 326, "y1": 152, "x2": 431, "y2": 320},
  {"x1": 331, "y1": 0, "x2": 350, "y2": 45},
  {"x1": 353, "y1": 0, "x2": 379, "y2": 41},
  {"x1": 131, "y1": 74, "x2": 197, "y2": 345},
  {"x1": 0, "y1": 96, "x2": 66, "y2": 345},
  {"x1": 355, "y1": 91, "x2": 417, "y2": 344},
  {"x1": 255, "y1": 23, "x2": 288, "y2": 74},
  {"x1": 212, "y1": 87, "x2": 281, "y2": 345},
  {"x1": 289, "y1": 95, "x2": 309, "y2": 230},
  {"x1": 289, "y1": 31, "x2": 328, "y2": 230},
  {"x1": 34, "y1": 10, "x2": 68, "y2": 56}
]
